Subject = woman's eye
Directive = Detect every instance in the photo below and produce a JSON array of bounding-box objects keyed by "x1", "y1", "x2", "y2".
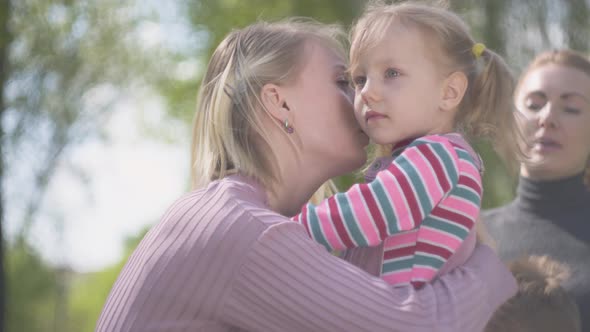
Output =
[
  {"x1": 564, "y1": 107, "x2": 581, "y2": 114},
  {"x1": 524, "y1": 97, "x2": 545, "y2": 111},
  {"x1": 353, "y1": 76, "x2": 366, "y2": 87},
  {"x1": 385, "y1": 68, "x2": 400, "y2": 78},
  {"x1": 336, "y1": 77, "x2": 350, "y2": 87}
]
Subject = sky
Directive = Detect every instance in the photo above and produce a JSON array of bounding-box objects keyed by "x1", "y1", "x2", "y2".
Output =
[
  {"x1": 5, "y1": 0, "x2": 198, "y2": 273},
  {"x1": 26, "y1": 93, "x2": 191, "y2": 273}
]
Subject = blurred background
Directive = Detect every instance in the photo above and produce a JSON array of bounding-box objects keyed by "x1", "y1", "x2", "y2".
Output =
[{"x1": 1, "y1": 0, "x2": 588, "y2": 331}]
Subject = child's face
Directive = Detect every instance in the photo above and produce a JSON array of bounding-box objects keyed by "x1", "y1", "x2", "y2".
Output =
[{"x1": 351, "y1": 23, "x2": 452, "y2": 145}]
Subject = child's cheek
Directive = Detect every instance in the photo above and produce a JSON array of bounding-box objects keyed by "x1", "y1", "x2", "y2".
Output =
[{"x1": 353, "y1": 105, "x2": 366, "y2": 131}]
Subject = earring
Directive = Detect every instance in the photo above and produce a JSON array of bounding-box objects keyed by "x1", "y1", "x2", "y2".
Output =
[{"x1": 284, "y1": 119, "x2": 294, "y2": 134}]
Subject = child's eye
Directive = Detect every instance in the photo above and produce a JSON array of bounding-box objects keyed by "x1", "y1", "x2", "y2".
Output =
[
  {"x1": 385, "y1": 68, "x2": 400, "y2": 78},
  {"x1": 353, "y1": 76, "x2": 367, "y2": 88}
]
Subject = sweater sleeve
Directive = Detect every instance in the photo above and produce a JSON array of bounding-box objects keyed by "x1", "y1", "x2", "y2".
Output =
[
  {"x1": 222, "y1": 222, "x2": 517, "y2": 332},
  {"x1": 293, "y1": 139, "x2": 462, "y2": 251}
]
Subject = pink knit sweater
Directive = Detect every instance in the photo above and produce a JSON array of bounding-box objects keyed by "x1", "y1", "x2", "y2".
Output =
[{"x1": 96, "y1": 175, "x2": 516, "y2": 332}]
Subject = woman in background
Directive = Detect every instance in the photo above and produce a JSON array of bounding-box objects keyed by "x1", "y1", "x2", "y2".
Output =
[{"x1": 484, "y1": 49, "x2": 590, "y2": 329}]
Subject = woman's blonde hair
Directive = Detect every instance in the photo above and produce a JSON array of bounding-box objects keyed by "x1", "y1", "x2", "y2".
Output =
[
  {"x1": 350, "y1": 1, "x2": 522, "y2": 165},
  {"x1": 191, "y1": 19, "x2": 346, "y2": 189},
  {"x1": 515, "y1": 49, "x2": 590, "y2": 188}
]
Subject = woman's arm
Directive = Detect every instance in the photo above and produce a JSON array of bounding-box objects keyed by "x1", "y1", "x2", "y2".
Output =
[{"x1": 223, "y1": 222, "x2": 516, "y2": 332}]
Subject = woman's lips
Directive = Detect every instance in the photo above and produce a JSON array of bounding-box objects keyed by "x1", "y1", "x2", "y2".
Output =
[{"x1": 532, "y1": 137, "x2": 562, "y2": 152}]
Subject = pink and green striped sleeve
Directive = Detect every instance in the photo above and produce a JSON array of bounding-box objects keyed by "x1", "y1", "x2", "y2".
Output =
[{"x1": 293, "y1": 136, "x2": 466, "y2": 252}]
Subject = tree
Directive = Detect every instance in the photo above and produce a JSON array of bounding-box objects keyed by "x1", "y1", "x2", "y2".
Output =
[
  {"x1": 2, "y1": 0, "x2": 162, "y2": 331},
  {"x1": 565, "y1": 0, "x2": 589, "y2": 51},
  {"x1": 0, "y1": 1, "x2": 11, "y2": 330},
  {"x1": 4, "y1": 0, "x2": 151, "y2": 242},
  {"x1": 6, "y1": 243, "x2": 57, "y2": 332}
]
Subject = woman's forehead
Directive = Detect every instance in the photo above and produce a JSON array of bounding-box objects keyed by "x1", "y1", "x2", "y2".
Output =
[
  {"x1": 303, "y1": 40, "x2": 346, "y2": 70},
  {"x1": 521, "y1": 64, "x2": 590, "y2": 96}
]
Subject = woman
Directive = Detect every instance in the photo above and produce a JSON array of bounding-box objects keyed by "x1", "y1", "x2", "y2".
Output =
[
  {"x1": 96, "y1": 19, "x2": 516, "y2": 332},
  {"x1": 484, "y1": 49, "x2": 590, "y2": 329}
]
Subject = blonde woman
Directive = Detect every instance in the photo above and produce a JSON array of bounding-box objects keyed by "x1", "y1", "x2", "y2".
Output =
[{"x1": 96, "y1": 19, "x2": 516, "y2": 332}]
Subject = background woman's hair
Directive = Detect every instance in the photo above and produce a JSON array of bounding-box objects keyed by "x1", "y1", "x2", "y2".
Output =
[
  {"x1": 191, "y1": 18, "x2": 346, "y2": 189},
  {"x1": 350, "y1": 1, "x2": 522, "y2": 168},
  {"x1": 485, "y1": 255, "x2": 581, "y2": 332}
]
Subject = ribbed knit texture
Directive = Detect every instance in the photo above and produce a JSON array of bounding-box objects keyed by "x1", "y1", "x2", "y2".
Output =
[
  {"x1": 294, "y1": 134, "x2": 482, "y2": 288},
  {"x1": 96, "y1": 175, "x2": 516, "y2": 332}
]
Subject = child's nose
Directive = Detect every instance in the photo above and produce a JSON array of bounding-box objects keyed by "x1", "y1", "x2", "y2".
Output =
[{"x1": 360, "y1": 79, "x2": 380, "y2": 103}]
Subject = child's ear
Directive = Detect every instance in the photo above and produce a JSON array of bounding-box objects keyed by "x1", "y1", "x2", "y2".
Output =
[
  {"x1": 440, "y1": 71, "x2": 468, "y2": 112},
  {"x1": 260, "y1": 83, "x2": 291, "y2": 121}
]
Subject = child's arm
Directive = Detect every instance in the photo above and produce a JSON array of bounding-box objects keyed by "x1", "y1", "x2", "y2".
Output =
[{"x1": 293, "y1": 137, "x2": 476, "y2": 252}]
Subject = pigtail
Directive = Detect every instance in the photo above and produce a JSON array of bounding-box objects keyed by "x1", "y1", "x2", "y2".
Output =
[{"x1": 462, "y1": 48, "x2": 523, "y2": 172}]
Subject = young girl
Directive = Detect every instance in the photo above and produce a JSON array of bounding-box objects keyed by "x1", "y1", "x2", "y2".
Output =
[{"x1": 293, "y1": 2, "x2": 520, "y2": 288}]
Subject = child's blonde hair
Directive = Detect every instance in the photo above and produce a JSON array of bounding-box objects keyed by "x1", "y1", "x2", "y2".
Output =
[
  {"x1": 485, "y1": 255, "x2": 581, "y2": 332},
  {"x1": 191, "y1": 19, "x2": 346, "y2": 189},
  {"x1": 515, "y1": 49, "x2": 590, "y2": 189},
  {"x1": 350, "y1": 1, "x2": 521, "y2": 164}
]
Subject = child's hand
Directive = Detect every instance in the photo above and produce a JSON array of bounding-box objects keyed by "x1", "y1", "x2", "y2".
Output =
[{"x1": 476, "y1": 218, "x2": 497, "y2": 252}]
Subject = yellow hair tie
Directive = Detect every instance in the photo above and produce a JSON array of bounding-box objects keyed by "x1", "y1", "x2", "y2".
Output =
[{"x1": 472, "y1": 43, "x2": 486, "y2": 59}]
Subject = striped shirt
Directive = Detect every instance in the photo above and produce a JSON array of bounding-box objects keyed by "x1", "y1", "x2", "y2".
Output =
[{"x1": 294, "y1": 134, "x2": 483, "y2": 288}]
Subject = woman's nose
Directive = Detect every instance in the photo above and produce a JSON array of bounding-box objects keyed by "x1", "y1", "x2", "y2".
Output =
[{"x1": 537, "y1": 104, "x2": 559, "y2": 129}]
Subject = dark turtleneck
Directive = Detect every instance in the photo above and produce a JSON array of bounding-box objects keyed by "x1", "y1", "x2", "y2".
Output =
[{"x1": 483, "y1": 173, "x2": 590, "y2": 329}]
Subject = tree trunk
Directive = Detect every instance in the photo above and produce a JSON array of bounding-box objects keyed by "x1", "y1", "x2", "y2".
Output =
[
  {"x1": 0, "y1": 0, "x2": 12, "y2": 331},
  {"x1": 484, "y1": 0, "x2": 506, "y2": 55},
  {"x1": 566, "y1": 0, "x2": 589, "y2": 52}
]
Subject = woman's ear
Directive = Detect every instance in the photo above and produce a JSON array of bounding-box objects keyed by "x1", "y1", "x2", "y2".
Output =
[
  {"x1": 440, "y1": 71, "x2": 468, "y2": 112},
  {"x1": 261, "y1": 83, "x2": 290, "y2": 122}
]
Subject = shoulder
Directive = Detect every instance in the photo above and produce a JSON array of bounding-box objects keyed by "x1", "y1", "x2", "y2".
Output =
[
  {"x1": 407, "y1": 134, "x2": 469, "y2": 163},
  {"x1": 160, "y1": 176, "x2": 291, "y2": 239},
  {"x1": 128, "y1": 176, "x2": 299, "y2": 286},
  {"x1": 403, "y1": 135, "x2": 469, "y2": 178},
  {"x1": 482, "y1": 204, "x2": 513, "y2": 224},
  {"x1": 97, "y1": 177, "x2": 304, "y2": 328},
  {"x1": 482, "y1": 203, "x2": 523, "y2": 241}
]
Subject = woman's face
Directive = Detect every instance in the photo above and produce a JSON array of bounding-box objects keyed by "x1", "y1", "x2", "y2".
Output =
[
  {"x1": 516, "y1": 64, "x2": 590, "y2": 180},
  {"x1": 284, "y1": 41, "x2": 369, "y2": 176}
]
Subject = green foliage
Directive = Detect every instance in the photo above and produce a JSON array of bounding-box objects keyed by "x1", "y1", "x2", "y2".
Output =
[
  {"x1": 6, "y1": 243, "x2": 58, "y2": 332},
  {"x1": 157, "y1": 0, "x2": 363, "y2": 128},
  {"x1": 5, "y1": 0, "x2": 153, "y2": 239},
  {"x1": 67, "y1": 262, "x2": 125, "y2": 332},
  {"x1": 66, "y1": 228, "x2": 149, "y2": 332}
]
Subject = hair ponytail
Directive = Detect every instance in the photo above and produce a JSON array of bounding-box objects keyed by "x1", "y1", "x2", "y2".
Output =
[{"x1": 461, "y1": 48, "x2": 522, "y2": 171}]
